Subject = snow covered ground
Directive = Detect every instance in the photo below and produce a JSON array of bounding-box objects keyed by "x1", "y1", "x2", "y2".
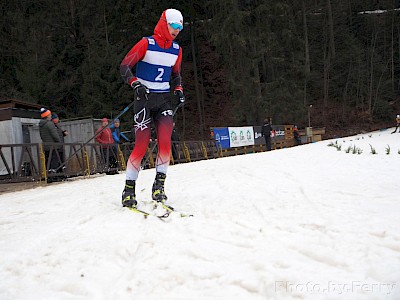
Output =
[{"x1": 1, "y1": 128, "x2": 400, "y2": 300}]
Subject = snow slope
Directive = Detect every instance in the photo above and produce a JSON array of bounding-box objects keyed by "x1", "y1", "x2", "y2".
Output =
[{"x1": 0, "y1": 129, "x2": 399, "y2": 300}]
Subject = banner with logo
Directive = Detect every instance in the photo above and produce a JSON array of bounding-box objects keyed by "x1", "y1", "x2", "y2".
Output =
[
  {"x1": 253, "y1": 126, "x2": 264, "y2": 145},
  {"x1": 228, "y1": 127, "x2": 255, "y2": 148},
  {"x1": 271, "y1": 125, "x2": 287, "y2": 141},
  {"x1": 213, "y1": 127, "x2": 230, "y2": 149},
  {"x1": 212, "y1": 125, "x2": 288, "y2": 149},
  {"x1": 254, "y1": 125, "x2": 287, "y2": 144}
]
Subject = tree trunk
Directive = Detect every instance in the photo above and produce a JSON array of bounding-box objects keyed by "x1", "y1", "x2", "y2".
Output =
[
  {"x1": 391, "y1": 9, "x2": 395, "y2": 91},
  {"x1": 326, "y1": 0, "x2": 335, "y2": 58},
  {"x1": 323, "y1": 21, "x2": 330, "y2": 108},
  {"x1": 342, "y1": 63, "x2": 352, "y2": 123},
  {"x1": 368, "y1": 31, "x2": 378, "y2": 114},
  {"x1": 398, "y1": 23, "x2": 400, "y2": 90},
  {"x1": 103, "y1": 3, "x2": 109, "y2": 49},
  {"x1": 302, "y1": 0, "x2": 310, "y2": 106},
  {"x1": 190, "y1": 21, "x2": 204, "y2": 135}
]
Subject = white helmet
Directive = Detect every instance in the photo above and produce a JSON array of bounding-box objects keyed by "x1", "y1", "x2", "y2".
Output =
[{"x1": 166, "y1": 9, "x2": 183, "y2": 30}]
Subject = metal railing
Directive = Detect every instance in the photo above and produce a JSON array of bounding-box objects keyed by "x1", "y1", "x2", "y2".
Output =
[
  {"x1": 0, "y1": 142, "x2": 121, "y2": 183},
  {"x1": 0, "y1": 138, "x2": 297, "y2": 183}
]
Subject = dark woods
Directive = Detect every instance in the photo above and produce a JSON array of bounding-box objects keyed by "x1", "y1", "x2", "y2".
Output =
[{"x1": 1, "y1": 0, "x2": 400, "y2": 139}]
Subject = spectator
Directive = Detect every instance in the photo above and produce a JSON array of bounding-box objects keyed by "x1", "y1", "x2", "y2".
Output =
[
  {"x1": 391, "y1": 114, "x2": 400, "y2": 134},
  {"x1": 261, "y1": 117, "x2": 273, "y2": 151},
  {"x1": 51, "y1": 113, "x2": 69, "y2": 171},
  {"x1": 293, "y1": 125, "x2": 301, "y2": 145},
  {"x1": 39, "y1": 108, "x2": 61, "y2": 182},
  {"x1": 95, "y1": 118, "x2": 118, "y2": 175},
  {"x1": 110, "y1": 119, "x2": 129, "y2": 144}
]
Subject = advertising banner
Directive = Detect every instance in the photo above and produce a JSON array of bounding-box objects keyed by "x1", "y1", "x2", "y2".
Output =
[
  {"x1": 213, "y1": 127, "x2": 230, "y2": 149},
  {"x1": 271, "y1": 125, "x2": 287, "y2": 141},
  {"x1": 228, "y1": 127, "x2": 255, "y2": 148},
  {"x1": 253, "y1": 126, "x2": 264, "y2": 145},
  {"x1": 212, "y1": 125, "x2": 289, "y2": 148},
  {"x1": 254, "y1": 125, "x2": 287, "y2": 144}
]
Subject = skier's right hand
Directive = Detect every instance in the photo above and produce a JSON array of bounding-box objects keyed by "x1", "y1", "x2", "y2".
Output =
[{"x1": 131, "y1": 80, "x2": 149, "y2": 100}]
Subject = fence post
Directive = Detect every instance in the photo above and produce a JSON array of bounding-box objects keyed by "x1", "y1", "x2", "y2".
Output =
[
  {"x1": 218, "y1": 144, "x2": 224, "y2": 158},
  {"x1": 201, "y1": 142, "x2": 208, "y2": 160},
  {"x1": 183, "y1": 142, "x2": 191, "y2": 162},
  {"x1": 117, "y1": 145, "x2": 126, "y2": 171},
  {"x1": 38, "y1": 144, "x2": 47, "y2": 184},
  {"x1": 83, "y1": 148, "x2": 90, "y2": 177}
]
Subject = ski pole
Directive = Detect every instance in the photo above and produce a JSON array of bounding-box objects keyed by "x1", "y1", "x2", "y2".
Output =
[
  {"x1": 56, "y1": 101, "x2": 135, "y2": 172},
  {"x1": 140, "y1": 102, "x2": 185, "y2": 169}
]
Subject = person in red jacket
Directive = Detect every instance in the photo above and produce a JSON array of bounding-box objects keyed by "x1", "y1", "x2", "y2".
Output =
[
  {"x1": 96, "y1": 118, "x2": 118, "y2": 175},
  {"x1": 120, "y1": 8, "x2": 185, "y2": 208}
]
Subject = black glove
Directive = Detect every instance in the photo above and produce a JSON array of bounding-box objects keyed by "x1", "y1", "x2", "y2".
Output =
[
  {"x1": 174, "y1": 89, "x2": 185, "y2": 104},
  {"x1": 131, "y1": 81, "x2": 149, "y2": 100}
]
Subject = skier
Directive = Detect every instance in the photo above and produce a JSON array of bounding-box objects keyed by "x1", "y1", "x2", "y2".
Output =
[
  {"x1": 120, "y1": 8, "x2": 185, "y2": 208},
  {"x1": 391, "y1": 115, "x2": 400, "y2": 134}
]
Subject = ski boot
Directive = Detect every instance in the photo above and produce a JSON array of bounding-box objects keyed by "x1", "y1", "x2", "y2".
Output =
[
  {"x1": 122, "y1": 180, "x2": 137, "y2": 208},
  {"x1": 152, "y1": 172, "x2": 167, "y2": 203}
]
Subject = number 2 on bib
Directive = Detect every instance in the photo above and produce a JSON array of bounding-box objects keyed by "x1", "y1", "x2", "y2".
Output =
[{"x1": 155, "y1": 68, "x2": 164, "y2": 81}]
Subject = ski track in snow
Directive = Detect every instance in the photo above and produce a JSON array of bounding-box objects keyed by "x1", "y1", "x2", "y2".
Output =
[{"x1": 0, "y1": 129, "x2": 400, "y2": 300}]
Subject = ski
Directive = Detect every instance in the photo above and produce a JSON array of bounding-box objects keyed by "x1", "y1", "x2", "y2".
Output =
[
  {"x1": 127, "y1": 206, "x2": 170, "y2": 219},
  {"x1": 151, "y1": 201, "x2": 194, "y2": 218},
  {"x1": 127, "y1": 200, "x2": 193, "y2": 221},
  {"x1": 126, "y1": 201, "x2": 193, "y2": 219}
]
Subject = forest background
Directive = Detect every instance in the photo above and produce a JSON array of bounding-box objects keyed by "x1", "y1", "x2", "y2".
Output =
[{"x1": 1, "y1": 0, "x2": 400, "y2": 140}]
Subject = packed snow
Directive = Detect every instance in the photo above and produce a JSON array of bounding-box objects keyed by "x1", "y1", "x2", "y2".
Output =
[{"x1": 1, "y1": 128, "x2": 400, "y2": 300}]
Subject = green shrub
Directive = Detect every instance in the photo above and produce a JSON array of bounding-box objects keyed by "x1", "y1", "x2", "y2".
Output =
[{"x1": 369, "y1": 144, "x2": 377, "y2": 154}]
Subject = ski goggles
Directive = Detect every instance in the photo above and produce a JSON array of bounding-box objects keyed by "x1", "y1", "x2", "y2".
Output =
[{"x1": 169, "y1": 22, "x2": 183, "y2": 31}]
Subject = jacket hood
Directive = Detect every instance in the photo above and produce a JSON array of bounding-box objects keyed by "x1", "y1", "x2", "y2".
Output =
[
  {"x1": 39, "y1": 119, "x2": 49, "y2": 128},
  {"x1": 153, "y1": 9, "x2": 183, "y2": 48}
]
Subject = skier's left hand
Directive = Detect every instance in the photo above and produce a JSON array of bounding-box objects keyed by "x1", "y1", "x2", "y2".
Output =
[
  {"x1": 131, "y1": 80, "x2": 149, "y2": 101},
  {"x1": 174, "y1": 87, "x2": 185, "y2": 104}
]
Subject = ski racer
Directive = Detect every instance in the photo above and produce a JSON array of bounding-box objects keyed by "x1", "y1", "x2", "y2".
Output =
[{"x1": 119, "y1": 8, "x2": 185, "y2": 208}]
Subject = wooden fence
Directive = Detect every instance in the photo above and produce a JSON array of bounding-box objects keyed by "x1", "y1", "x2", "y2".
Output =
[{"x1": 0, "y1": 128, "x2": 324, "y2": 183}]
